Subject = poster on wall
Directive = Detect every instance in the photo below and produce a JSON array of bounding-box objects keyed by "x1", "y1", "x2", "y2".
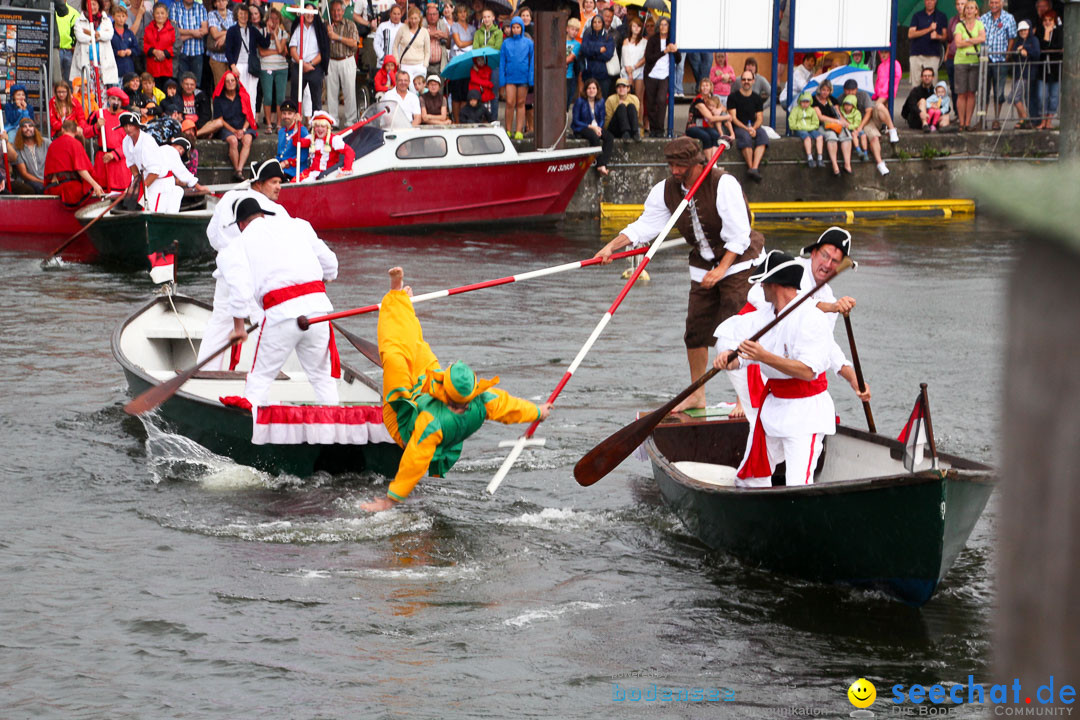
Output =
[
  {"x1": 0, "y1": 5, "x2": 51, "y2": 115},
  {"x1": 675, "y1": 0, "x2": 776, "y2": 51}
]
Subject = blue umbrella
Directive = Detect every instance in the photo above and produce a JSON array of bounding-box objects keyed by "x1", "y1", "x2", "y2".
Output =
[{"x1": 441, "y1": 47, "x2": 500, "y2": 82}]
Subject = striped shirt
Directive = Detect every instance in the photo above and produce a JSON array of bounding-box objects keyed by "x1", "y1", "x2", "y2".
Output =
[
  {"x1": 979, "y1": 10, "x2": 1017, "y2": 62},
  {"x1": 206, "y1": 8, "x2": 234, "y2": 63},
  {"x1": 170, "y1": 0, "x2": 208, "y2": 57}
]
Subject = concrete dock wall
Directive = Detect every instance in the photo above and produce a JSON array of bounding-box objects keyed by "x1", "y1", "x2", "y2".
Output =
[{"x1": 193, "y1": 131, "x2": 1058, "y2": 218}]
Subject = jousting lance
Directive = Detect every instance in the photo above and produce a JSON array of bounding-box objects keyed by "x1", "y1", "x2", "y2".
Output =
[{"x1": 295, "y1": 244, "x2": 675, "y2": 330}]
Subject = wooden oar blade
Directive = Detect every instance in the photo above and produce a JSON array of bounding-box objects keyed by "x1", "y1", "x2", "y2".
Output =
[
  {"x1": 574, "y1": 411, "x2": 659, "y2": 486},
  {"x1": 331, "y1": 321, "x2": 382, "y2": 368},
  {"x1": 124, "y1": 370, "x2": 193, "y2": 416}
]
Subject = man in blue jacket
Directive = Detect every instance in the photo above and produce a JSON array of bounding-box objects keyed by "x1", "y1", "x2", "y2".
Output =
[{"x1": 276, "y1": 99, "x2": 309, "y2": 179}]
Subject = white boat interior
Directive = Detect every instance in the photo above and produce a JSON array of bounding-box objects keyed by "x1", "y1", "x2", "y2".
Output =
[
  {"x1": 76, "y1": 194, "x2": 220, "y2": 223},
  {"x1": 120, "y1": 297, "x2": 381, "y2": 406},
  {"x1": 667, "y1": 426, "x2": 953, "y2": 489}
]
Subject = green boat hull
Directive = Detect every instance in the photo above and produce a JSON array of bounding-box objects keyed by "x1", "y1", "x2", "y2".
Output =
[
  {"x1": 646, "y1": 419, "x2": 995, "y2": 605},
  {"x1": 80, "y1": 204, "x2": 213, "y2": 269},
  {"x1": 122, "y1": 369, "x2": 402, "y2": 477},
  {"x1": 113, "y1": 295, "x2": 402, "y2": 478}
]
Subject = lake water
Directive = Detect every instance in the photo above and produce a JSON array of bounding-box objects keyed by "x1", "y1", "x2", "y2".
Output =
[{"x1": 0, "y1": 215, "x2": 1011, "y2": 718}]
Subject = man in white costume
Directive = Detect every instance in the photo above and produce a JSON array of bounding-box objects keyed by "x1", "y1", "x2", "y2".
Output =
[
  {"x1": 713, "y1": 250, "x2": 838, "y2": 488},
  {"x1": 221, "y1": 197, "x2": 340, "y2": 409},
  {"x1": 730, "y1": 226, "x2": 864, "y2": 423},
  {"x1": 198, "y1": 158, "x2": 292, "y2": 370},
  {"x1": 142, "y1": 136, "x2": 208, "y2": 213},
  {"x1": 118, "y1": 111, "x2": 166, "y2": 211}
]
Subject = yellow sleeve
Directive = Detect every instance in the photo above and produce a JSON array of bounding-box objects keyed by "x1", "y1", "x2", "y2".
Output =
[
  {"x1": 387, "y1": 412, "x2": 443, "y2": 502},
  {"x1": 483, "y1": 388, "x2": 541, "y2": 425}
]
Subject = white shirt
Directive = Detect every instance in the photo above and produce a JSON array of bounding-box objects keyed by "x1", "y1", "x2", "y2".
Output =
[
  {"x1": 373, "y1": 19, "x2": 402, "y2": 64},
  {"x1": 621, "y1": 174, "x2": 754, "y2": 282},
  {"x1": 289, "y1": 21, "x2": 320, "y2": 63},
  {"x1": 648, "y1": 45, "x2": 670, "y2": 80},
  {"x1": 384, "y1": 88, "x2": 422, "y2": 123},
  {"x1": 714, "y1": 301, "x2": 836, "y2": 438},
  {"x1": 122, "y1": 130, "x2": 162, "y2": 176},
  {"x1": 147, "y1": 145, "x2": 199, "y2": 188},
  {"x1": 206, "y1": 186, "x2": 292, "y2": 253},
  {"x1": 220, "y1": 215, "x2": 338, "y2": 321}
]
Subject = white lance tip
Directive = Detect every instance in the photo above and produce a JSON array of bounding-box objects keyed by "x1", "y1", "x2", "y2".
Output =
[{"x1": 497, "y1": 438, "x2": 545, "y2": 449}]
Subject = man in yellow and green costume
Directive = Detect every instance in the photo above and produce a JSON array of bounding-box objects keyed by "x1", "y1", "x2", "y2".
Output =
[{"x1": 360, "y1": 268, "x2": 552, "y2": 512}]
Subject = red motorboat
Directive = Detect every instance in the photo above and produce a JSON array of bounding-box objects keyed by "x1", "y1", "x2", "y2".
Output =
[
  {"x1": 0, "y1": 194, "x2": 84, "y2": 235},
  {"x1": 266, "y1": 103, "x2": 599, "y2": 230}
]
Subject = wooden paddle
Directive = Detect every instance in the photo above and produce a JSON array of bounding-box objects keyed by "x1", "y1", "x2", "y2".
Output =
[
  {"x1": 330, "y1": 321, "x2": 382, "y2": 368},
  {"x1": 843, "y1": 314, "x2": 875, "y2": 433},
  {"x1": 41, "y1": 182, "x2": 132, "y2": 268},
  {"x1": 124, "y1": 322, "x2": 259, "y2": 416},
  {"x1": 574, "y1": 257, "x2": 853, "y2": 487}
]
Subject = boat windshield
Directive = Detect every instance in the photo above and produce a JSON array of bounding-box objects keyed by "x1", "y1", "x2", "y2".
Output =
[{"x1": 363, "y1": 99, "x2": 416, "y2": 130}]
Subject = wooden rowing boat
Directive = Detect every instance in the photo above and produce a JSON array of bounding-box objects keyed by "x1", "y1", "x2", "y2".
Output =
[
  {"x1": 645, "y1": 414, "x2": 995, "y2": 605},
  {"x1": 76, "y1": 195, "x2": 216, "y2": 269},
  {"x1": 113, "y1": 293, "x2": 402, "y2": 477}
]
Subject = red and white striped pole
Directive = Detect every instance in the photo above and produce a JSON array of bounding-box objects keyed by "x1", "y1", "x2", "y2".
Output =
[
  {"x1": 296, "y1": 244, "x2": 669, "y2": 330},
  {"x1": 486, "y1": 138, "x2": 730, "y2": 495}
]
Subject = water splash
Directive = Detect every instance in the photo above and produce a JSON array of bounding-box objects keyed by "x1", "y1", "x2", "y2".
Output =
[{"x1": 140, "y1": 416, "x2": 279, "y2": 489}]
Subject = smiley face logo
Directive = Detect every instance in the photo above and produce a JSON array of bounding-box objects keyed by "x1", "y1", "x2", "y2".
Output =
[{"x1": 848, "y1": 678, "x2": 876, "y2": 708}]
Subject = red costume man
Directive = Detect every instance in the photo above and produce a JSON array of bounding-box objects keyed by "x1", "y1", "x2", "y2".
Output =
[
  {"x1": 296, "y1": 110, "x2": 355, "y2": 181},
  {"x1": 44, "y1": 119, "x2": 105, "y2": 205},
  {"x1": 90, "y1": 87, "x2": 133, "y2": 192}
]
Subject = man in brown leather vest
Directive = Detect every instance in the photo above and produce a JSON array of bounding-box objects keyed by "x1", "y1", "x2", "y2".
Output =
[{"x1": 595, "y1": 137, "x2": 765, "y2": 411}]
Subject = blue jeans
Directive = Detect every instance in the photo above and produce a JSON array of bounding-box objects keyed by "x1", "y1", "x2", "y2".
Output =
[
  {"x1": 673, "y1": 55, "x2": 686, "y2": 96},
  {"x1": 1036, "y1": 78, "x2": 1060, "y2": 117},
  {"x1": 985, "y1": 61, "x2": 1008, "y2": 105},
  {"x1": 793, "y1": 129, "x2": 823, "y2": 140},
  {"x1": 178, "y1": 54, "x2": 204, "y2": 87},
  {"x1": 687, "y1": 52, "x2": 711, "y2": 87},
  {"x1": 58, "y1": 48, "x2": 73, "y2": 84},
  {"x1": 685, "y1": 125, "x2": 720, "y2": 148}
]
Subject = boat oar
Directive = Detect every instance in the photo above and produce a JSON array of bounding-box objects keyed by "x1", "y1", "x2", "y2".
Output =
[
  {"x1": 330, "y1": 320, "x2": 382, "y2": 368},
  {"x1": 842, "y1": 314, "x2": 875, "y2": 433},
  {"x1": 124, "y1": 322, "x2": 259, "y2": 416},
  {"x1": 40, "y1": 182, "x2": 132, "y2": 268},
  {"x1": 486, "y1": 139, "x2": 732, "y2": 495},
  {"x1": 296, "y1": 244, "x2": 670, "y2": 329},
  {"x1": 574, "y1": 256, "x2": 854, "y2": 487}
]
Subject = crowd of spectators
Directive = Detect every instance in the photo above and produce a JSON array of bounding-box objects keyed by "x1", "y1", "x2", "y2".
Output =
[{"x1": 2, "y1": 0, "x2": 1069, "y2": 194}]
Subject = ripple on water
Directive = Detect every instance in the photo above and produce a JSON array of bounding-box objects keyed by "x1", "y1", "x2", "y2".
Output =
[{"x1": 150, "y1": 509, "x2": 435, "y2": 544}]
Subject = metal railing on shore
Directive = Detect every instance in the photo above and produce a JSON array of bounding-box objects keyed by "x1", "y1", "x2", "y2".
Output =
[{"x1": 972, "y1": 52, "x2": 1061, "y2": 130}]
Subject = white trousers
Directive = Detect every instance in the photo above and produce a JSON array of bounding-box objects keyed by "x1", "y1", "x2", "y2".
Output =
[
  {"x1": 236, "y1": 63, "x2": 259, "y2": 107},
  {"x1": 146, "y1": 176, "x2": 183, "y2": 213},
  {"x1": 244, "y1": 315, "x2": 339, "y2": 409},
  {"x1": 327, "y1": 56, "x2": 358, "y2": 126},
  {"x1": 196, "y1": 276, "x2": 264, "y2": 370},
  {"x1": 735, "y1": 432, "x2": 824, "y2": 489}
]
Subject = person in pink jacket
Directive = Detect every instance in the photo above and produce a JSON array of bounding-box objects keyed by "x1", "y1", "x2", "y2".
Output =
[{"x1": 871, "y1": 50, "x2": 902, "y2": 143}]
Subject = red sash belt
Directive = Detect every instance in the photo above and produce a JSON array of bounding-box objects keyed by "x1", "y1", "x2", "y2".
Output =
[
  {"x1": 263, "y1": 280, "x2": 326, "y2": 310},
  {"x1": 259, "y1": 281, "x2": 340, "y2": 378},
  {"x1": 738, "y1": 372, "x2": 828, "y2": 480}
]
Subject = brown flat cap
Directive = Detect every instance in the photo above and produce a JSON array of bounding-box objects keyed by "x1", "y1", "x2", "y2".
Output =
[{"x1": 664, "y1": 136, "x2": 706, "y2": 165}]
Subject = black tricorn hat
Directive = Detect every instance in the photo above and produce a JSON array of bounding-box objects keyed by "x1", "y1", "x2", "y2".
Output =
[
  {"x1": 749, "y1": 250, "x2": 804, "y2": 289},
  {"x1": 801, "y1": 226, "x2": 852, "y2": 258},
  {"x1": 230, "y1": 197, "x2": 276, "y2": 226},
  {"x1": 249, "y1": 158, "x2": 287, "y2": 183}
]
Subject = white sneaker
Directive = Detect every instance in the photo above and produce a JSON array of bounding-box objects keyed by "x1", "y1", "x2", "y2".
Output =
[
  {"x1": 888, "y1": 128, "x2": 899, "y2": 143},
  {"x1": 877, "y1": 161, "x2": 890, "y2": 176}
]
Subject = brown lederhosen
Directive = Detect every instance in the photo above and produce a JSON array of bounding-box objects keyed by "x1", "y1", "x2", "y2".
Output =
[{"x1": 662, "y1": 169, "x2": 764, "y2": 348}]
